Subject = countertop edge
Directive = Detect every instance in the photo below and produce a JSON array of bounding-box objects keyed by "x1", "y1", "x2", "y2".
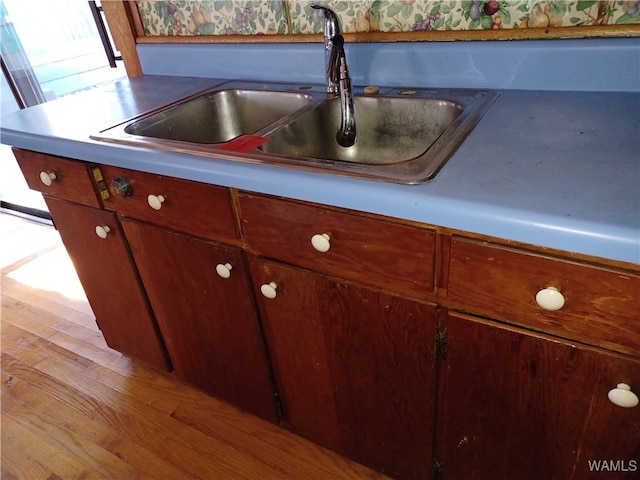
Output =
[{"x1": 2, "y1": 82, "x2": 639, "y2": 267}]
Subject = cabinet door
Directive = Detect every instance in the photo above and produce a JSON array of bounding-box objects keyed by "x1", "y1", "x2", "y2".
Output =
[
  {"x1": 441, "y1": 311, "x2": 640, "y2": 480},
  {"x1": 45, "y1": 198, "x2": 170, "y2": 370},
  {"x1": 251, "y1": 258, "x2": 437, "y2": 480},
  {"x1": 121, "y1": 219, "x2": 277, "y2": 422}
]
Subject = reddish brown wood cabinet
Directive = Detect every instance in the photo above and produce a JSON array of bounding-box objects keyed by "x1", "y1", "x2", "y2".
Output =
[
  {"x1": 443, "y1": 237, "x2": 640, "y2": 480},
  {"x1": 15, "y1": 149, "x2": 639, "y2": 480},
  {"x1": 121, "y1": 219, "x2": 277, "y2": 422},
  {"x1": 440, "y1": 311, "x2": 640, "y2": 480},
  {"x1": 13, "y1": 149, "x2": 170, "y2": 370},
  {"x1": 240, "y1": 193, "x2": 440, "y2": 478},
  {"x1": 250, "y1": 257, "x2": 437, "y2": 480},
  {"x1": 96, "y1": 166, "x2": 277, "y2": 422},
  {"x1": 44, "y1": 199, "x2": 171, "y2": 370}
]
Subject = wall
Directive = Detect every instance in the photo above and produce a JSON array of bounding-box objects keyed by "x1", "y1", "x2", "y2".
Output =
[
  {"x1": 136, "y1": 37, "x2": 640, "y2": 92},
  {"x1": 99, "y1": 1, "x2": 639, "y2": 91}
]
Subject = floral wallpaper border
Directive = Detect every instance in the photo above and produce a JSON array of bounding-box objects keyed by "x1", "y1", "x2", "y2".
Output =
[{"x1": 136, "y1": 1, "x2": 640, "y2": 36}]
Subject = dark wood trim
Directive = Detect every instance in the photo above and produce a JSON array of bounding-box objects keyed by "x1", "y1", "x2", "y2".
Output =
[{"x1": 135, "y1": 24, "x2": 640, "y2": 44}]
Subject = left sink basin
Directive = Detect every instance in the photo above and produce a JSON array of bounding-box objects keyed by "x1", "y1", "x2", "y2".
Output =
[{"x1": 112, "y1": 88, "x2": 312, "y2": 144}]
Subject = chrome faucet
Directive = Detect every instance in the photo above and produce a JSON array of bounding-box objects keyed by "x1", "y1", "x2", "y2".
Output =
[{"x1": 311, "y1": 4, "x2": 356, "y2": 147}]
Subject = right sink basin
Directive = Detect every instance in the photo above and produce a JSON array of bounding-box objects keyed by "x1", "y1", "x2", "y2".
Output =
[
  {"x1": 259, "y1": 88, "x2": 499, "y2": 183},
  {"x1": 261, "y1": 95, "x2": 463, "y2": 165}
]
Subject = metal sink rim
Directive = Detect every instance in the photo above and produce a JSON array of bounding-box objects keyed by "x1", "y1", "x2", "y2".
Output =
[{"x1": 91, "y1": 80, "x2": 499, "y2": 184}]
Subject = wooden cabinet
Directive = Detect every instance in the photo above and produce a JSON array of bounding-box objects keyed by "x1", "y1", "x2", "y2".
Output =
[
  {"x1": 443, "y1": 237, "x2": 640, "y2": 480},
  {"x1": 40, "y1": 199, "x2": 171, "y2": 369},
  {"x1": 96, "y1": 166, "x2": 276, "y2": 422},
  {"x1": 250, "y1": 257, "x2": 437, "y2": 480},
  {"x1": 13, "y1": 149, "x2": 170, "y2": 370},
  {"x1": 14, "y1": 148, "x2": 639, "y2": 480},
  {"x1": 440, "y1": 311, "x2": 640, "y2": 480},
  {"x1": 241, "y1": 192, "x2": 440, "y2": 478},
  {"x1": 121, "y1": 219, "x2": 277, "y2": 422}
]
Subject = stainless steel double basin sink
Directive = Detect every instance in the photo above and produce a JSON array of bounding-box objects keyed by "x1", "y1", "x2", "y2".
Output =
[{"x1": 92, "y1": 81, "x2": 498, "y2": 184}]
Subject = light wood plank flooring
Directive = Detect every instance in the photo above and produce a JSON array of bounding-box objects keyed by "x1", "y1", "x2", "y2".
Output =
[{"x1": 1, "y1": 211, "x2": 389, "y2": 480}]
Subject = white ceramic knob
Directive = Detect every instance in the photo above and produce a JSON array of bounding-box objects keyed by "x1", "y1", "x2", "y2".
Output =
[
  {"x1": 261, "y1": 282, "x2": 278, "y2": 299},
  {"x1": 311, "y1": 233, "x2": 331, "y2": 253},
  {"x1": 147, "y1": 194, "x2": 165, "y2": 210},
  {"x1": 39, "y1": 171, "x2": 57, "y2": 186},
  {"x1": 535, "y1": 287, "x2": 565, "y2": 311},
  {"x1": 216, "y1": 263, "x2": 233, "y2": 279},
  {"x1": 95, "y1": 225, "x2": 111, "y2": 239},
  {"x1": 608, "y1": 383, "x2": 639, "y2": 408}
]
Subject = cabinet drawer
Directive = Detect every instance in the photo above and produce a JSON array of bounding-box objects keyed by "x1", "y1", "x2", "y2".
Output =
[
  {"x1": 99, "y1": 166, "x2": 238, "y2": 242},
  {"x1": 13, "y1": 149, "x2": 101, "y2": 207},
  {"x1": 239, "y1": 193, "x2": 436, "y2": 297},
  {"x1": 448, "y1": 236, "x2": 640, "y2": 356}
]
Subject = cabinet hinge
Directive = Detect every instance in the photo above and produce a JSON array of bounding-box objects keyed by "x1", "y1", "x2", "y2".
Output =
[
  {"x1": 433, "y1": 458, "x2": 443, "y2": 480},
  {"x1": 274, "y1": 390, "x2": 284, "y2": 422},
  {"x1": 436, "y1": 329, "x2": 448, "y2": 360}
]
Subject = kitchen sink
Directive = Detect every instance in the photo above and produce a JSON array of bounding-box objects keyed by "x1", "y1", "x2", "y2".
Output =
[{"x1": 92, "y1": 81, "x2": 499, "y2": 184}]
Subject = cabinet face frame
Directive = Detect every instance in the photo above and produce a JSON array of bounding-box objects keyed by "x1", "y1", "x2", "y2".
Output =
[{"x1": 15, "y1": 149, "x2": 640, "y2": 480}]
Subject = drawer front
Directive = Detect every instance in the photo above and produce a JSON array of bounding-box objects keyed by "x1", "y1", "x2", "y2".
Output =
[
  {"x1": 99, "y1": 165, "x2": 238, "y2": 242},
  {"x1": 239, "y1": 193, "x2": 436, "y2": 297},
  {"x1": 13, "y1": 149, "x2": 101, "y2": 207},
  {"x1": 448, "y1": 236, "x2": 640, "y2": 356}
]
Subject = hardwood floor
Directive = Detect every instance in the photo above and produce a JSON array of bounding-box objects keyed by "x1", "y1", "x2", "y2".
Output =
[{"x1": 1, "y1": 212, "x2": 389, "y2": 480}]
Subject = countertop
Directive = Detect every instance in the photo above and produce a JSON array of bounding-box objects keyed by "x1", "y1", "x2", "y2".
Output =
[{"x1": 1, "y1": 75, "x2": 638, "y2": 265}]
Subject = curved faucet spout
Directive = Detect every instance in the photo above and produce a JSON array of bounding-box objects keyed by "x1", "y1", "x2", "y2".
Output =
[
  {"x1": 334, "y1": 37, "x2": 356, "y2": 147},
  {"x1": 311, "y1": 4, "x2": 356, "y2": 147}
]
